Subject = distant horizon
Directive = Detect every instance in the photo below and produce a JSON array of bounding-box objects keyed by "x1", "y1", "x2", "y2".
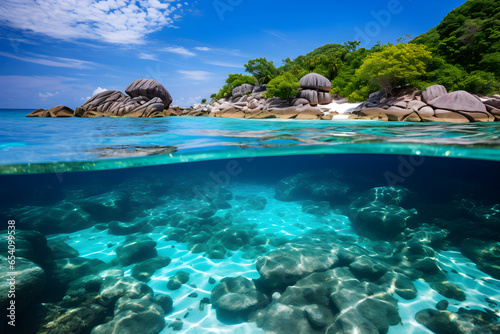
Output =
[{"x1": 0, "y1": 0, "x2": 466, "y2": 109}]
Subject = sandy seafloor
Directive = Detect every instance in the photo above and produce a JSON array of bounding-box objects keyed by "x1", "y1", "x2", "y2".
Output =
[{"x1": 50, "y1": 182, "x2": 500, "y2": 334}]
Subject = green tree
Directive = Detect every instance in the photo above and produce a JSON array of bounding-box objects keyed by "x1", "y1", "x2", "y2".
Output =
[
  {"x1": 264, "y1": 72, "x2": 300, "y2": 100},
  {"x1": 215, "y1": 73, "x2": 256, "y2": 99},
  {"x1": 355, "y1": 43, "x2": 432, "y2": 95},
  {"x1": 201, "y1": 98, "x2": 207, "y2": 104},
  {"x1": 244, "y1": 58, "x2": 279, "y2": 84}
]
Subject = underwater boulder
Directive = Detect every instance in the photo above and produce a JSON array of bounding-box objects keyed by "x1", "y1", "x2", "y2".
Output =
[
  {"x1": 92, "y1": 293, "x2": 165, "y2": 334},
  {"x1": 250, "y1": 267, "x2": 401, "y2": 334},
  {"x1": 46, "y1": 238, "x2": 79, "y2": 260},
  {"x1": 167, "y1": 271, "x2": 190, "y2": 290},
  {"x1": 211, "y1": 276, "x2": 269, "y2": 322},
  {"x1": 255, "y1": 242, "x2": 339, "y2": 289},
  {"x1": 0, "y1": 256, "x2": 46, "y2": 312},
  {"x1": 115, "y1": 236, "x2": 158, "y2": 266},
  {"x1": 275, "y1": 170, "x2": 350, "y2": 202},
  {"x1": 416, "y1": 308, "x2": 500, "y2": 334},
  {"x1": 15, "y1": 202, "x2": 92, "y2": 234},
  {"x1": 131, "y1": 256, "x2": 171, "y2": 282},
  {"x1": 461, "y1": 238, "x2": 500, "y2": 279},
  {"x1": 349, "y1": 186, "x2": 417, "y2": 240}
]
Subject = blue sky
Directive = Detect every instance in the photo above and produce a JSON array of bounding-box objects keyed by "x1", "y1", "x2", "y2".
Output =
[{"x1": 0, "y1": 0, "x2": 466, "y2": 109}]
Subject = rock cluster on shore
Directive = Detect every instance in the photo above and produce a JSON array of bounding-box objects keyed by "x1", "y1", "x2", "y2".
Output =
[
  {"x1": 190, "y1": 73, "x2": 338, "y2": 120},
  {"x1": 27, "y1": 77, "x2": 500, "y2": 122},
  {"x1": 349, "y1": 85, "x2": 500, "y2": 123}
]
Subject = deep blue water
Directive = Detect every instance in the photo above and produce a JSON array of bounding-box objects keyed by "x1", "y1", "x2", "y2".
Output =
[{"x1": 1, "y1": 110, "x2": 500, "y2": 334}]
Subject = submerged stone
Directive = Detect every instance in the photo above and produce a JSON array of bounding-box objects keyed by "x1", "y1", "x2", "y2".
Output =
[
  {"x1": 115, "y1": 236, "x2": 157, "y2": 266},
  {"x1": 211, "y1": 276, "x2": 269, "y2": 322}
]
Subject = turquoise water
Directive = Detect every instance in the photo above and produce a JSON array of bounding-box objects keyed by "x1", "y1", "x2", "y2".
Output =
[
  {"x1": 1, "y1": 110, "x2": 500, "y2": 333},
  {"x1": 2, "y1": 109, "x2": 500, "y2": 174}
]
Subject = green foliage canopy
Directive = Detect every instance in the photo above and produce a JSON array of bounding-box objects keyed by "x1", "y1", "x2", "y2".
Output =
[
  {"x1": 355, "y1": 43, "x2": 432, "y2": 94},
  {"x1": 264, "y1": 72, "x2": 300, "y2": 100}
]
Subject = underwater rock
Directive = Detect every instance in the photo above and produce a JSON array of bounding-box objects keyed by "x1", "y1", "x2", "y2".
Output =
[
  {"x1": 108, "y1": 220, "x2": 146, "y2": 235},
  {"x1": 79, "y1": 191, "x2": 133, "y2": 222},
  {"x1": 255, "y1": 242, "x2": 339, "y2": 289},
  {"x1": 416, "y1": 308, "x2": 500, "y2": 334},
  {"x1": 211, "y1": 276, "x2": 269, "y2": 322},
  {"x1": 242, "y1": 196, "x2": 267, "y2": 210},
  {"x1": 436, "y1": 300, "x2": 449, "y2": 311},
  {"x1": 167, "y1": 271, "x2": 190, "y2": 290},
  {"x1": 46, "y1": 238, "x2": 79, "y2": 260},
  {"x1": 275, "y1": 170, "x2": 350, "y2": 202},
  {"x1": 131, "y1": 256, "x2": 171, "y2": 282},
  {"x1": 100, "y1": 275, "x2": 153, "y2": 305},
  {"x1": 115, "y1": 235, "x2": 158, "y2": 266},
  {"x1": 39, "y1": 304, "x2": 108, "y2": 334},
  {"x1": 431, "y1": 281, "x2": 466, "y2": 301},
  {"x1": 349, "y1": 186, "x2": 417, "y2": 240},
  {"x1": 48, "y1": 257, "x2": 107, "y2": 286},
  {"x1": 0, "y1": 229, "x2": 49, "y2": 264},
  {"x1": 15, "y1": 202, "x2": 92, "y2": 234},
  {"x1": 460, "y1": 238, "x2": 500, "y2": 279},
  {"x1": 91, "y1": 294, "x2": 165, "y2": 334},
  {"x1": 155, "y1": 294, "x2": 173, "y2": 314},
  {"x1": 378, "y1": 272, "x2": 418, "y2": 300},
  {"x1": 349, "y1": 255, "x2": 390, "y2": 281},
  {"x1": 0, "y1": 256, "x2": 46, "y2": 311},
  {"x1": 250, "y1": 267, "x2": 401, "y2": 334}
]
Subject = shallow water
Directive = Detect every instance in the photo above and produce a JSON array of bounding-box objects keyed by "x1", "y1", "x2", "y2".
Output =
[{"x1": 1, "y1": 111, "x2": 500, "y2": 334}]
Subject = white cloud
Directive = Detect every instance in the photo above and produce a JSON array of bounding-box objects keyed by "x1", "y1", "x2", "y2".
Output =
[
  {"x1": 84, "y1": 87, "x2": 108, "y2": 101},
  {"x1": 177, "y1": 70, "x2": 212, "y2": 81},
  {"x1": 205, "y1": 60, "x2": 243, "y2": 68},
  {"x1": 0, "y1": 0, "x2": 186, "y2": 44},
  {"x1": 161, "y1": 46, "x2": 195, "y2": 57},
  {"x1": 92, "y1": 87, "x2": 107, "y2": 96},
  {"x1": 0, "y1": 51, "x2": 96, "y2": 69},
  {"x1": 138, "y1": 52, "x2": 158, "y2": 60},
  {"x1": 38, "y1": 91, "x2": 59, "y2": 98},
  {"x1": 195, "y1": 47, "x2": 211, "y2": 51}
]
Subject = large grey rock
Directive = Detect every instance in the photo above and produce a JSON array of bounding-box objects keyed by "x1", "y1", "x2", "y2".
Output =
[
  {"x1": 77, "y1": 90, "x2": 129, "y2": 115},
  {"x1": 318, "y1": 91, "x2": 332, "y2": 105},
  {"x1": 232, "y1": 84, "x2": 254, "y2": 98},
  {"x1": 125, "y1": 79, "x2": 172, "y2": 108},
  {"x1": 252, "y1": 85, "x2": 267, "y2": 93},
  {"x1": 428, "y1": 91, "x2": 487, "y2": 113},
  {"x1": 299, "y1": 73, "x2": 331, "y2": 92},
  {"x1": 292, "y1": 98, "x2": 310, "y2": 106},
  {"x1": 422, "y1": 85, "x2": 447, "y2": 103},
  {"x1": 297, "y1": 89, "x2": 318, "y2": 106},
  {"x1": 483, "y1": 98, "x2": 500, "y2": 109}
]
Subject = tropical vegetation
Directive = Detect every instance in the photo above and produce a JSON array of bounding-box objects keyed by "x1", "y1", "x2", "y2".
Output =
[{"x1": 213, "y1": 0, "x2": 500, "y2": 102}]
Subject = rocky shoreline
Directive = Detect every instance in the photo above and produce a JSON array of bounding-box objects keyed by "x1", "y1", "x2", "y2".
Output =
[{"x1": 27, "y1": 75, "x2": 500, "y2": 122}]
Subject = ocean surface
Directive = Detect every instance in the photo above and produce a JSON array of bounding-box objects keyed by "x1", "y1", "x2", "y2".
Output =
[{"x1": 1, "y1": 109, "x2": 500, "y2": 334}]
